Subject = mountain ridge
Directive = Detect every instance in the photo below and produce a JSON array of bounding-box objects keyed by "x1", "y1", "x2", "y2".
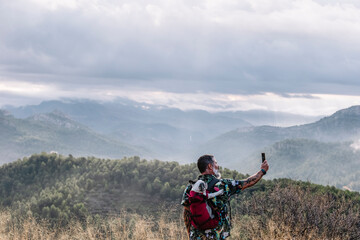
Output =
[{"x1": 0, "y1": 111, "x2": 151, "y2": 164}]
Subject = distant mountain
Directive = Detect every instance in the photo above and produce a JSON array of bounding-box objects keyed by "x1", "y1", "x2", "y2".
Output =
[
  {"x1": 5, "y1": 99, "x2": 252, "y2": 139},
  {"x1": 0, "y1": 110, "x2": 149, "y2": 164},
  {"x1": 199, "y1": 106, "x2": 360, "y2": 176},
  {"x1": 4, "y1": 99, "x2": 252, "y2": 161},
  {"x1": 4, "y1": 99, "x2": 323, "y2": 162},
  {"x1": 294, "y1": 105, "x2": 360, "y2": 141}
]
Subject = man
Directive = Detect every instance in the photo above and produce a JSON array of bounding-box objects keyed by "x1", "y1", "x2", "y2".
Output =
[{"x1": 181, "y1": 154, "x2": 269, "y2": 239}]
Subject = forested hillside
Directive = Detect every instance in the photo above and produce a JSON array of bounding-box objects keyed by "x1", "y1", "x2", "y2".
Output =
[
  {"x1": 1, "y1": 153, "x2": 359, "y2": 239},
  {"x1": 265, "y1": 139, "x2": 360, "y2": 191},
  {"x1": 0, "y1": 153, "x2": 202, "y2": 224}
]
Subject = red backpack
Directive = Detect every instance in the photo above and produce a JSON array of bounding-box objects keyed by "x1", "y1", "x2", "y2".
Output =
[{"x1": 188, "y1": 178, "x2": 220, "y2": 230}]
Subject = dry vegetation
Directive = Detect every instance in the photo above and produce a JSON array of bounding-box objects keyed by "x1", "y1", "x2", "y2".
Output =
[
  {"x1": 0, "y1": 211, "x2": 189, "y2": 240},
  {"x1": 233, "y1": 185, "x2": 360, "y2": 240},
  {"x1": 0, "y1": 212, "x2": 348, "y2": 240}
]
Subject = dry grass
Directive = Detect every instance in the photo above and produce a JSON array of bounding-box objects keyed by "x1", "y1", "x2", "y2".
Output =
[
  {"x1": 0, "y1": 211, "x2": 188, "y2": 240},
  {"x1": 230, "y1": 215, "x2": 343, "y2": 240},
  {"x1": 0, "y1": 210, "x2": 350, "y2": 240},
  {"x1": 234, "y1": 185, "x2": 360, "y2": 240}
]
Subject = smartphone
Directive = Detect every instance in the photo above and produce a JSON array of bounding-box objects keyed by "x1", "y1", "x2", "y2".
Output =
[{"x1": 261, "y1": 153, "x2": 266, "y2": 163}]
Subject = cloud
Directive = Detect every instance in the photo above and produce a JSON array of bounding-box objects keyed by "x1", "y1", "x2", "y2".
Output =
[
  {"x1": 2, "y1": 78, "x2": 360, "y2": 117},
  {"x1": 1, "y1": 0, "x2": 360, "y2": 110}
]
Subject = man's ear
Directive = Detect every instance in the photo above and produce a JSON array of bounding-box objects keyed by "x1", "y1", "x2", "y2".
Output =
[{"x1": 208, "y1": 163, "x2": 213, "y2": 170}]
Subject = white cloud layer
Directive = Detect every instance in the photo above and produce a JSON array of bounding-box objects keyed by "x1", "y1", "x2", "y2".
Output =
[{"x1": 1, "y1": 79, "x2": 360, "y2": 117}]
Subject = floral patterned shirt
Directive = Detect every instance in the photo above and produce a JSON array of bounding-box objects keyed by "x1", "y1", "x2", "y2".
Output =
[{"x1": 181, "y1": 174, "x2": 242, "y2": 239}]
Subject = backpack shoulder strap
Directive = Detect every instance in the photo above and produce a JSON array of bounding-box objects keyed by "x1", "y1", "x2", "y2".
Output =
[{"x1": 207, "y1": 178, "x2": 220, "y2": 193}]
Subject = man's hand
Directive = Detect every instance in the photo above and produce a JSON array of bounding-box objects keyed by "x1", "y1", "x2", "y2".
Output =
[{"x1": 261, "y1": 160, "x2": 269, "y2": 172}]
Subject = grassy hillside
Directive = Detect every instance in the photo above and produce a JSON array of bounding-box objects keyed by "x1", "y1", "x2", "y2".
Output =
[{"x1": 1, "y1": 153, "x2": 359, "y2": 239}]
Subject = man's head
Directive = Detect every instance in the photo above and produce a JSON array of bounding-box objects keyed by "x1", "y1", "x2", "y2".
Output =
[{"x1": 197, "y1": 154, "x2": 220, "y2": 178}]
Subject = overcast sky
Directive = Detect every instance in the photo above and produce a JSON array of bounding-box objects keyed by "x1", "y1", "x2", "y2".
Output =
[{"x1": 1, "y1": 0, "x2": 360, "y2": 116}]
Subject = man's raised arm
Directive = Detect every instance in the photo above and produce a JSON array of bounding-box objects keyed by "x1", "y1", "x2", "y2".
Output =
[{"x1": 239, "y1": 160, "x2": 269, "y2": 190}]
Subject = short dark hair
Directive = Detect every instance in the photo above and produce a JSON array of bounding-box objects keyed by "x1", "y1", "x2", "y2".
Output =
[{"x1": 197, "y1": 154, "x2": 214, "y2": 173}]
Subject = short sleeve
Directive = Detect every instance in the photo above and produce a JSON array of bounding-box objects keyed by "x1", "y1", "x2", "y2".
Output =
[{"x1": 219, "y1": 178, "x2": 242, "y2": 196}]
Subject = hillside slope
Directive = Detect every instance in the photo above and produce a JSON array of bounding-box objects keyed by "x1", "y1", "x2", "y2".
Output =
[
  {"x1": 0, "y1": 110, "x2": 149, "y2": 164},
  {"x1": 265, "y1": 139, "x2": 360, "y2": 191}
]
